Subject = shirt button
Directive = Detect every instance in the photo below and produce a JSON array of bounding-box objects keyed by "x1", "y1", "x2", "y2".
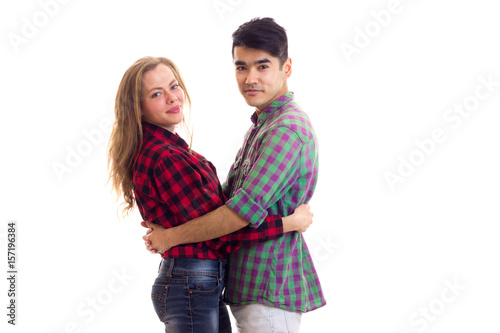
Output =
[{"x1": 258, "y1": 119, "x2": 263, "y2": 124}]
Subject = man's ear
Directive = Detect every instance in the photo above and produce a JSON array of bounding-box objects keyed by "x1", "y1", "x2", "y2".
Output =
[{"x1": 283, "y1": 57, "x2": 292, "y2": 78}]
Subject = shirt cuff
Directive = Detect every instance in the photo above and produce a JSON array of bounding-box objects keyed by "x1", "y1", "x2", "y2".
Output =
[{"x1": 226, "y1": 188, "x2": 267, "y2": 227}]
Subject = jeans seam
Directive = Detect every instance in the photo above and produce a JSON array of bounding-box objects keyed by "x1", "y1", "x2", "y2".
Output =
[
  {"x1": 283, "y1": 308, "x2": 290, "y2": 333},
  {"x1": 269, "y1": 305, "x2": 275, "y2": 333},
  {"x1": 170, "y1": 269, "x2": 219, "y2": 277}
]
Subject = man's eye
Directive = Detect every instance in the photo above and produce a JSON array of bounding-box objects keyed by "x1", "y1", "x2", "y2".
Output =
[
  {"x1": 259, "y1": 65, "x2": 268, "y2": 70},
  {"x1": 236, "y1": 66, "x2": 246, "y2": 71}
]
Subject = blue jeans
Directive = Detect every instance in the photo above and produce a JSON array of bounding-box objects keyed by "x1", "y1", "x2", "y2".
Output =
[{"x1": 151, "y1": 258, "x2": 232, "y2": 333}]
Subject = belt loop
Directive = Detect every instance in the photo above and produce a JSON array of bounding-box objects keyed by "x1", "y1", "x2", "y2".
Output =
[
  {"x1": 167, "y1": 258, "x2": 175, "y2": 278},
  {"x1": 219, "y1": 260, "x2": 223, "y2": 280}
]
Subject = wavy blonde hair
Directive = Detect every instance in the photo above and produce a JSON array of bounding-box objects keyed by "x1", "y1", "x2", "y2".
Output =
[{"x1": 107, "y1": 56, "x2": 192, "y2": 216}]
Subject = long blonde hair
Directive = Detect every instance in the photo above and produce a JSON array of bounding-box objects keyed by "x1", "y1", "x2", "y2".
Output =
[{"x1": 107, "y1": 56, "x2": 192, "y2": 216}]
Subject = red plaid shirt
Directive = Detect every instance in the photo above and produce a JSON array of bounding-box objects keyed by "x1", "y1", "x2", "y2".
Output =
[{"x1": 133, "y1": 122, "x2": 283, "y2": 260}]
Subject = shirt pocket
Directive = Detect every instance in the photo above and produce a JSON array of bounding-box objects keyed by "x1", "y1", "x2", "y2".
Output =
[{"x1": 195, "y1": 161, "x2": 220, "y2": 194}]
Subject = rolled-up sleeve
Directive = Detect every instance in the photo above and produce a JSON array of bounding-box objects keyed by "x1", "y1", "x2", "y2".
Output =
[{"x1": 226, "y1": 126, "x2": 303, "y2": 227}]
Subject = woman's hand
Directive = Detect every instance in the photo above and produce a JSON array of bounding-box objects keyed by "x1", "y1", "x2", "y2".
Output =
[
  {"x1": 282, "y1": 204, "x2": 314, "y2": 233},
  {"x1": 140, "y1": 221, "x2": 174, "y2": 255}
]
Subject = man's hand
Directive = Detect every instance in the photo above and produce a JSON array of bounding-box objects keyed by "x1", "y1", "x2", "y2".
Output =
[
  {"x1": 140, "y1": 221, "x2": 174, "y2": 255},
  {"x1": 282, "y1": 204, "x2": 314, "y2": 233}
]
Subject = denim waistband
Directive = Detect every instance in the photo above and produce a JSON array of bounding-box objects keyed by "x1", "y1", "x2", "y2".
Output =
[{"x1": 158, "y1": 258, "x2": 226, "y2": 278}]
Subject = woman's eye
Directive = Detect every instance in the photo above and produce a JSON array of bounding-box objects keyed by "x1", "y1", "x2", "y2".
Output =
[
  {"x1": 152, "y1": 92, "x2": 161, "y2": 98},
  {"x1": 171, "y1": 85, "x2": 179, "y2": 90}
]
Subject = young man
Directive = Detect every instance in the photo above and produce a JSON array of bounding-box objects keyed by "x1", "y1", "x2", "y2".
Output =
[{"x1": 144, "y1": 17, "x2": 326, "y2": 332}]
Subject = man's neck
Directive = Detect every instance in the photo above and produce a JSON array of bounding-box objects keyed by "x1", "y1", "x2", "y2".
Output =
[{"x1": 256, "y1": 85, "x2": 289, "y2": 116}]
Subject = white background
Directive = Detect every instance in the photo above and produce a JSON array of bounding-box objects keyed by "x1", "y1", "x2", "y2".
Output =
[{"x1": 1, "y1": 0, "x2": 499, "y2": 332}]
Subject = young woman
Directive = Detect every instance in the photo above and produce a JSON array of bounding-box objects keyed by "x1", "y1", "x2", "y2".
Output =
[{"x1": 107, "y1": 56, "x2": 312, "y2": 333}]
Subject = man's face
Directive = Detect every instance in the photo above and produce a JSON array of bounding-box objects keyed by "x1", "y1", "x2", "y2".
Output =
[{"x1": 233, "y1": 46, "x2": 291, "y2": 113}]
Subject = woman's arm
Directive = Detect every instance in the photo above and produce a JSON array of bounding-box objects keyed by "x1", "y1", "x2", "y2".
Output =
[
  {"x1": 215, "y1": 204, "x2": 314, "y2": 254},
  {"x1": 143, "y1": 204, "x2": 313, "y2": 254}
]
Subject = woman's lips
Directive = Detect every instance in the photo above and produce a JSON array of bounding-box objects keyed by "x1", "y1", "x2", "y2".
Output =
[{"x1": 167, "y1": 105, "x2": 180, "y2": 114}]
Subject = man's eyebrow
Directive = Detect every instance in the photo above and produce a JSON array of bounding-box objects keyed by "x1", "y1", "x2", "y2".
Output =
[
  {"x1": 255, "y1": 58, "x2": 271, "y2": 65},
  {"x1": 234, "y1": 58, "x2": 272, "y2": 66}
]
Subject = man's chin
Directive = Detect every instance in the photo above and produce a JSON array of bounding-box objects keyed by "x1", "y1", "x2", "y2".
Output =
[{"x1": 242, "y1": 97, "x2": 261, "y2": 108}]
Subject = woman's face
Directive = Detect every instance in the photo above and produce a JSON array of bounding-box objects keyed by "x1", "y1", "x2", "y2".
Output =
[{"x1": 141, "y1": 64, "x2": 185, "y2": 132}]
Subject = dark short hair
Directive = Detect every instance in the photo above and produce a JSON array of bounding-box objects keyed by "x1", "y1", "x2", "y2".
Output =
[{"x1": 232, "y1": 17, "x2": 288, "y2": 66}]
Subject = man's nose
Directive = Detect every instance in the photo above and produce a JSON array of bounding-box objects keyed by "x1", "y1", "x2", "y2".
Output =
[{"x1": 245, "y1": 68, "x2": 259, "y2": 85}]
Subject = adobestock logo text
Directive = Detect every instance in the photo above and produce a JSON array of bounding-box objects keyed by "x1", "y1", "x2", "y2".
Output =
[
  {"x1": 398, "y1": 278, "x2": 466, "y2": 333},
  {"x1": 384, "y1": 74, "x2": 499, "y2": 191},
  {"x1": 7, "y1": 0, "x2": 71, "y2": 54},
  {"x1": 340, "y1": 0, "x2": 405, "y2": 64},
  {"x1": 51, "y1": 118, "x2": 112, "y2": 182}
]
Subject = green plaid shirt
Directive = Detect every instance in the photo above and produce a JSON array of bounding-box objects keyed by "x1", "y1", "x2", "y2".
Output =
[{"x1": 223, "y1": 92, "x2": 326, "y2": 312}]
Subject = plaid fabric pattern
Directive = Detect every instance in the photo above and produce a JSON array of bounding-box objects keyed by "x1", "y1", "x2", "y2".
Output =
[
  {"x1": 223, "y1": 92, "x2": 326, "y2": 312},
  {"x1": 133, "y1": 122, "x2": 284, "y2": 260}
]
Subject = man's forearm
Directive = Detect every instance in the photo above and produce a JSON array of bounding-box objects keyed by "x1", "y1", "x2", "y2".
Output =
[
  {"x1": 145, "y1": 204, "x2": 310, "y2": 254},
  {"x1": 169, "y1": 205, "x2": 249, "y2": 247}
]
